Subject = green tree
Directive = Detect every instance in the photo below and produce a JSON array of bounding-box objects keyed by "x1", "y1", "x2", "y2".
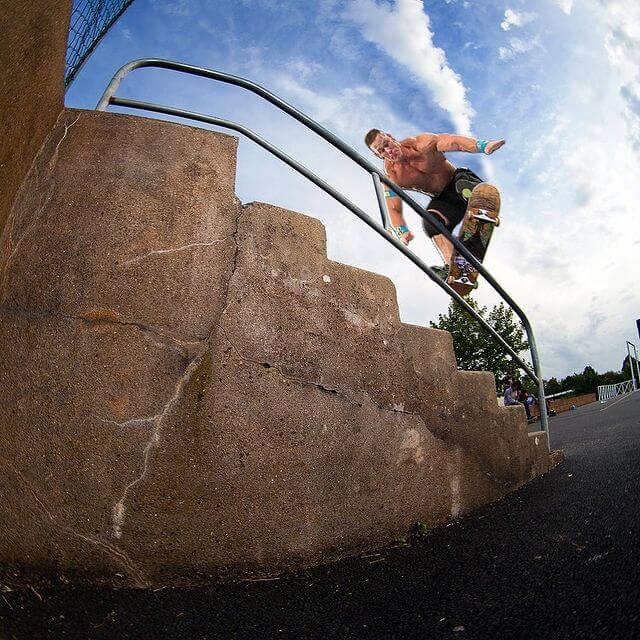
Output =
[
  {"x1": 545, "y1": 353, "x2": 632, "y2": 399},
  {"x1": 622, "y1": 354, "x2": 640, "y2": 381},
  {"x1": 430, "y1": 298, "x2": 530, "y2": 386},
  {"x1": 598, "y1": 370, "x2": 625, "y2": 386},
  {"x1": 545, "y1": 377, "x2": 562, "y2": 395},
  {"x1": 584, "y1": 366, "x2": 600, "y2": 394},
  {"x1": 561, "y1": 369, "x2": 598, "y2": 395}
]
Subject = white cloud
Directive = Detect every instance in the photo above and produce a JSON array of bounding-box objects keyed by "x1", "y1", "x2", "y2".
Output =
[
  {"x1": 286, "y1": 59, "x2": 323, "y2": 80},
  {"x1": 343, "y1": 0, "x2": 475, "y2": 135},
  {"x1": 498, "y1": 37, "x2": 539, "y2": 60},
  {"x1": 602, "y1": 1, "x2": 640, "y2": 144},
  {"x1": 554, "y1": 0, "x2": 574, "y2": 15},
  {"x1": 501, "y1": 8, "x2": 537, "y2": 31},
  {"x1": 485, "y1": 4, "x2": 640, "y2": 376},
  {"x1": 272, "y1": 74, "x2": 411, "y2": 139}
]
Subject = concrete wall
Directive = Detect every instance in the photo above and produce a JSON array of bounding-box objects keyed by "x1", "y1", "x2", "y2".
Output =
[
  {"x1": 531, "y1": 393, "x2": 597, "y2": 417},
  {"x1": 0, "y1": 0, "x2": 72, "y2": 236},
  {"x1": 0, "y1": 110, "x2": 556, "y2": 587}
]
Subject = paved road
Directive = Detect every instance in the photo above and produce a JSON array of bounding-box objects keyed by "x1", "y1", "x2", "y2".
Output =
[{"x1": 2, "y1": 393, "x2": 639, "y2": 639}]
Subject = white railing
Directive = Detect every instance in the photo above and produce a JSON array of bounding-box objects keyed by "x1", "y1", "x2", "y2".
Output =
[{"x1": 598, "y1": 379, "x2": 634, "y2": 403}]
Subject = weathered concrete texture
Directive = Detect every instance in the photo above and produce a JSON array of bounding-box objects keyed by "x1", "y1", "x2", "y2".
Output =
[
  {"x1": 0, "y1": 111, "x2": 555, "y2": 587},
  {"x1": 0, "y1": 110, "x2": 242, "y2": 585},
  {"x1": 220, "y1": 203, "x2": 548, "y2": 485},
  {"x1": 2, "y1": 110, "x2": 239, "y2": 338},
  {"x1": 0, "y1": 0, "x2": 72, "y2": 236}
]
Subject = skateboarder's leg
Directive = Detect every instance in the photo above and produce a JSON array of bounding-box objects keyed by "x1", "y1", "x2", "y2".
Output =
[
  {"x1": 423, "y1": 208, "x2": 453, "y2": 262},
  {"x1": 431, "y1": 232, "x2": 453, "y2": 265}
]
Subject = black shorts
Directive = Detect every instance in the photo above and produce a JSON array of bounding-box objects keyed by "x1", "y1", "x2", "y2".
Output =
[{"x1": 422, "y1": 168, "x2": 483, "y2": 237}]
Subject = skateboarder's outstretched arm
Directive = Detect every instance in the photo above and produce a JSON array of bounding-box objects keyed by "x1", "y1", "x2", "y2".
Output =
[{"x1": 432, "y1": 134, "x2": 505, "y2": 155}]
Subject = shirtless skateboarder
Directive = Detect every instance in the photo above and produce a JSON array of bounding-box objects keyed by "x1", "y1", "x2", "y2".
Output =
[{"x1": 364, "y1": 129, "x2": 505, "y2": 278}]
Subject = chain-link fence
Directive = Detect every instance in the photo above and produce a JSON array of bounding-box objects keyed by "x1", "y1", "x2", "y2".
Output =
[{"x1": 65, "y1": 0, "x2": 135, "y2": 87}]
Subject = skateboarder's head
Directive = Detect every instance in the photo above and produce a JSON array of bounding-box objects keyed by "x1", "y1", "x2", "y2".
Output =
[{"x1": 365, "y1": 129, "x2": 403, "y2": 162}]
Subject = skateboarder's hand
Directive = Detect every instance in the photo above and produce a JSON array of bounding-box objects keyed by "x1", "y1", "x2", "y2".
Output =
[
  {"x1": 399, "y1": 229, "x2": 414, "y2": 245},
  {"x1": 389, "y1": 226, "x2": 414, "y2": 245},
  {"x1": 485, "y1": 139, "x2": 505, "y2": 155}
]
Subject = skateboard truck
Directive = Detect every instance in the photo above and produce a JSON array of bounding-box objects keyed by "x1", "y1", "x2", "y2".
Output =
[
  {"x1": 449, "y1": 256, "x2": 477, "y2": 287},
  {"x1": 473, "y1": 208, "x2": 499, "y2": 225}
]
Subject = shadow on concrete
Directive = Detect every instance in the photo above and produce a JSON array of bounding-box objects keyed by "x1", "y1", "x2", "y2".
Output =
[{"x1": 2, "y1": 394, "x2": 639, "y2": 640}]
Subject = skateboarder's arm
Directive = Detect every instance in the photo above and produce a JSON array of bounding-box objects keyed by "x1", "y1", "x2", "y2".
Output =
[
  {"x1": 385, "y1": 192, "x2": 406, "y2": 229},
  {"x1": 384, "y1": 191, "x2": 414, "y2": 245},
  {"x1": 435, "y1": 134, "x2": 505, "y2": 155}
]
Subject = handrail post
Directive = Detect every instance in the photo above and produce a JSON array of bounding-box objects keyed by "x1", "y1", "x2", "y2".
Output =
[
  {"x1": 372, "y1": 173, "x2": 390, "y2": 229},
  {"x1": 527, "y1": 324, "x2": 549, "y2": 445},
  {"x1": 627, "y1": 341, "x2": 638, "y2": 391}
]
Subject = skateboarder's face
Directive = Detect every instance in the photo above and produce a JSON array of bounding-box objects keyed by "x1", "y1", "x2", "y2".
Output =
[{"x1": 370, "y1": 133, "x2": 403, "y2": 162}]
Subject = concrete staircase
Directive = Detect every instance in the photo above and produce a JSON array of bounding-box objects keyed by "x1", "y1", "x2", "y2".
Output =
[{"x1": 0, "y1": 109, "x2": 555, "y2": 588}]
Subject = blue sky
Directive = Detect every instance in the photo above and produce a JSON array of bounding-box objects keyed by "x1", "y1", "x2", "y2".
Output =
[{"x1": 66, "y1": 0, "x2": 640, "y2": 380}]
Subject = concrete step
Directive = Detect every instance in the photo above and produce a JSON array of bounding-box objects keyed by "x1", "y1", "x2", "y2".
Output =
[
  {"x1": 220, "y1": 201, "x2": 550, "y2": 483},
  {"x1": 0, "y1": 110, "x2": 557, "y2": 588}
]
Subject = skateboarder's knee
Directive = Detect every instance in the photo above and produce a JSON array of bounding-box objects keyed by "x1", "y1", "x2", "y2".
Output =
[{"x1": 422, "y1": 210, "x2": 449, "y2": 237}]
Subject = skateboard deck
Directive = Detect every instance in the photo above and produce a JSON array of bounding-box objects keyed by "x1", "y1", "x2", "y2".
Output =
[{"x1": 447, "y1": 183, "x2": 501, "y2": 296}]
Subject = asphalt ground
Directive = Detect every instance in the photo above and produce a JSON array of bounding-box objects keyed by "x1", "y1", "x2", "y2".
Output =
[{"x1": 2, "y1": 392, "x2": 639, "y2": 640}]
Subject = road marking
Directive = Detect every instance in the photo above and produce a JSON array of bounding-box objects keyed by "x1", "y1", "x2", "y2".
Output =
[{"x1": 599, "y1": 390, "x2": 640, "y2": 412}]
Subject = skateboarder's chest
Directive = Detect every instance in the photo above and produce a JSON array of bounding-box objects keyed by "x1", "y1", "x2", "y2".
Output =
[{"x1": 385, "y1": 158, "x2": 455, "y2": 196}]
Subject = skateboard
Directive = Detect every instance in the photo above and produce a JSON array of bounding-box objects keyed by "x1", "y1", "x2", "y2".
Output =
[{"x1": 447, "y1": 183, "x2": 501, "y2": 296}]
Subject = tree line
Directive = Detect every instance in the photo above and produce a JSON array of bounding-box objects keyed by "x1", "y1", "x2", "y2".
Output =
[{"x1": 430, "y1": 299, "x2": 638, "y2": 396}]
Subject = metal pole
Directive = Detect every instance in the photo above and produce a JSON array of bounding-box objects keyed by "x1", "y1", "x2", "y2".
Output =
[
  {"x1": 633, "y1": 344, "x2": 640, "y2": 389},
  {"x1": 626, "y1": 341, "x2": 637, "y2": 391},
  {"x1": 372, "y1": 173, "x2": 390, "y2": 229},
  {"x1": 627, "y1": 341, "x2": 639, "y2": 391},
  {"x1": 529, "y1": 331, "x2": 549, "y2": 438}
]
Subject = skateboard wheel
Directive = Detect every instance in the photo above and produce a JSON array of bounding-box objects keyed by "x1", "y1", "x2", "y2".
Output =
[
  {"x1": 495, "y1": 217, "x2": 500, "y2": 227},
  {"x1": 473, "y1": 282, "x2": 479, "y2": 289}
]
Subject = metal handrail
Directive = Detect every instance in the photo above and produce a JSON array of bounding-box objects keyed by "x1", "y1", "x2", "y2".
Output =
[{"x1": 96, "y1": 58, "x2": 550, "y2": 439}]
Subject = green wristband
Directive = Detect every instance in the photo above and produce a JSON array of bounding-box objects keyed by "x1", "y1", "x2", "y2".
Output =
[{"x1": 476, "y1": 139, "x2": 488, "y2": 153}]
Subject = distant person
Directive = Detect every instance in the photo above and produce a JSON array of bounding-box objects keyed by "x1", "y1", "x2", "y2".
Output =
[
  {"x1": 503, "y1": 382, "x2": 521, "y2": 408},
  {"x1": 524, "y1": 392, "x2": 538, "y2": 421},
  {"x1": 501, "y1": 371, "x2": 517, "y2": 389},
  {"x1": 512, "y1": 380, "x2": 532, "y2": 420},
  {"x1": 504, "y1": 379, "x2": 533, "y2": 419}
]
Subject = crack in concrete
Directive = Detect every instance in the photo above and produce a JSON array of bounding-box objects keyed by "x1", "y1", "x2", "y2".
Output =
[
  {"x1": 217, "y1": 322, "x2": 417, "y2": 419},
  {"x1": 95, "y1": 415, "x2": 159, "y2": 428},
  {"x1": 219, "y1": 201, "x2": 243, "y2": 313},
  {"x1": 77, "y1": 310, "x2": 207, "y2": 350},
  {"x1": 121, "y1": 238, "x2": 227, "y2": 267},
  {"x1": 49, "y1": 115, "x2": 80, "y2": 171},
  {"x1": 0, "y1": 115, "x2": 80, "y2": 304},
  {"x1": 0, "y1": 303, "x2": 207, "y2": 352},
  {"x1": 110, "y1": 353, "x2": 205, "y2": 539},
  {"x1": 2, "y1": 455, "x2": 150, "y2": 587}
]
